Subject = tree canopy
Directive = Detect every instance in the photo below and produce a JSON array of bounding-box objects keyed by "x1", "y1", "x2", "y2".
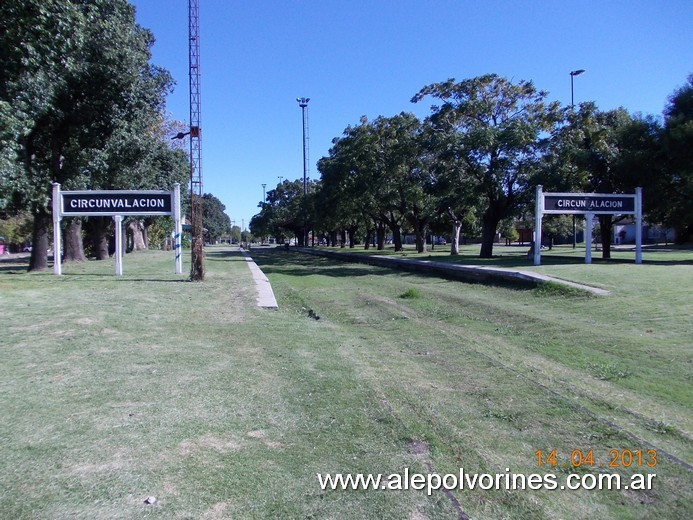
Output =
[
  {"x1": 258, "y1": 73, "x2": 691, "y2": 255},
  {"x1": 412, "y1": 74, "x2": 563, "y2": 257},
  {"x1": 202, "y1": 193, "x2": 232, "y2": 243},
  {"x1": 0, "y1": 0, "x2": 192, "y2": 270}
]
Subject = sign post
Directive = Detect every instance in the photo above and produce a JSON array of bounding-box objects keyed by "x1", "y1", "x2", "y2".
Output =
[
  {"x1": 173, "y1": 183, "x2": 183, "y2": 275},
  {"x1": 635, "y1": 187, "x2": 643, "y2": 264},
  {"x1": 534, "y1": 185, "x2": 543, "y2": 266},
  {"x1": 52, "y1": 183, "x2": 62, "y2": 275},
  {"x1": 534, "y1": 188, "x2": 642, "y2": 266},
  {"x1": 51, "y1": 184, "x2": 182, "y2": 276},
  {"x1": 114, "y1": 215, "x2": 123, "y2": 276},
  {"x1": 584, "y1": 213, "x2": 594, "y2": 264}
]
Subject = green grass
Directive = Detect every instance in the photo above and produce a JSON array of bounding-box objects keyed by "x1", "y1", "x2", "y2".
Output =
[
  {"x1": 313, "y1": 242, "x2": 693, "y2": 267},
  {"x1": 1, "y1": 246, "x2": 691, "y2": 519}
]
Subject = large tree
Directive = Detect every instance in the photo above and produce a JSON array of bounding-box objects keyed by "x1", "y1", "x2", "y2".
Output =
[
  {"x1": 251, "y1": 179, "x2": 318, "y2": 246},
  {"x1": 202, "y1": 193, "x2": 232, "y2": 244},
  {"x1": 417, "y1": 119, "x2": 480, "y2": 254},
  {"x1": 0, "y1": 0, "x2": 181, "y2": 270},
  {"x1": 1, "y1": 0, "x2": 82, "y2": 269},
  {"x1": 551, "y1": 103, "x2": 663, "y2": 257},
  {"x1": 412, "y1": 74, "x2": 562, "y2": 258},
  {"x1": 316, "y1": 113, "x2": 426, "y2": 251},
  {"x1": 659, "y1": 75, "x2": 693, "y2": 243},
  {"x1": 316, "y1": 119, "x2": 374, "y2": 248}
]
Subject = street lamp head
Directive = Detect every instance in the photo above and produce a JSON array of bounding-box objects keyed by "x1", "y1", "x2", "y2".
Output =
[
  {"x1": 297, "y1": 97, "x2": 310, "y2": 107},
  {"x1": 570, "y1": 69, "x2": 586, "y2": 77}
]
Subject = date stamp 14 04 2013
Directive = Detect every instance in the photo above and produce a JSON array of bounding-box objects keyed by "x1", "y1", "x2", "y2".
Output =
[{"x1": 535, "y1": 449, "x2": 657, "y2": 469}]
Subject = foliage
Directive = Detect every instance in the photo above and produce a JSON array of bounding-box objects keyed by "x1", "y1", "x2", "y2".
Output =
[
  {"x1": 399, "y1": 287, "x2": 421, "y2": 299},
  {"x1": 658, "y1": 75, "x2": 693, "y2": 243},
  {"x1": 412, "y1": 75, "x2": 563, "y2": 258},
  {"x1": 498, "y1": 218, "x2": 520, "y2": 241},
  {"x1": 230, "y1": 225, "x2": 242, "y2": 243},
  {"x1": 550, "y1": 103, "x2": 664, "y2": 256},
  {"x1": 250, "y1": 179, "x2": 318, "y2": 245},
  {"x1": 202, "y1": 193, "x2": 231, "y2": 243},
  {"x1": 253, "y1": 74, "x2": 691, "y2": 252},
  {"x1": 0, "y1": 212, "x2": 33, "y2": 250},
  {"x1": 252, "y1": 74, "x2": 693, "y2": 254},
  {"x1": 0, "y1": 0, "x2": 186, "y2": 270},
  {"x1": 146, "y1": 216, "x2": 174, "y2": 250},
  {"x1": 543, "y1": 215, "x2": 575, "y2": 242}
]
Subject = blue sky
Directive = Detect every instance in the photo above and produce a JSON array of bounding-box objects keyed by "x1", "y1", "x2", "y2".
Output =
[{"x1": 130, "y1": 0, "x2": 692, "y2": 231}]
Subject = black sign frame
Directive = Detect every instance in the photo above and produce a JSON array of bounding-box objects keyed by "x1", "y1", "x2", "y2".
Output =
[
  {"x1": 533, "y1": 186, "x2": 642, "y2": 266},
  {"x1": 61, "y1": 190, "x2": 173, "y2": 216},
  {"x1": 52, "y1": 184, "x2": 183, "y2": 276}
]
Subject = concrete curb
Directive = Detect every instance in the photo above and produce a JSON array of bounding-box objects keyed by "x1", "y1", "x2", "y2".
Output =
[
  {"x1": 240, "y1": 249, "x2": 279, "y2": 308},
  {"x1": 295, "y1": 248, "x2": 610, "y2": 296}
]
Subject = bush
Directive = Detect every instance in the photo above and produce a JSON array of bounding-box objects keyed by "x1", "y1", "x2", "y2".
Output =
[{"x1": 400, "y1": 287, "x2": 421, "y2": 299}]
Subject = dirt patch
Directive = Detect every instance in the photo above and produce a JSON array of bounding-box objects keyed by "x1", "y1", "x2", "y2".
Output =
[
  {"x1": 201, "y1": 502, "x2": 230, "y2": 519},
  {"x1": 179, "y1": 434, "x2": 243, "y2": 456},
  {"x1": 408, "y1": 439, "x2": 429, "y2": 457},
  {"x1": 247, "y1": 430, "x2": 284, "y2": 449},
  {"x1": 365, "y1": 294, "x2": 417, "y2": 319},
  {"x1": 71, "y1": 448, "x2": 130, "y2": 477}
]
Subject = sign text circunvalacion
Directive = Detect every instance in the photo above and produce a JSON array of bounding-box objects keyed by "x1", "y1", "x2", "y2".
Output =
[{"x1": 543, "y1": 194, "x2": 635, "y2": 214}]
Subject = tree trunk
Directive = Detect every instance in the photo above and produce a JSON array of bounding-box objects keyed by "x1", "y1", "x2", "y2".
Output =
[
  {"x1": 127, "y1": 220, "x2": 147, "y2": 252},
  {"x1": 329, "y1": 231, "x2": 338, "y2": 247},
  {"x1": 391, "y1": 225, "x2": 403, "y2": 252},
  {"x1": 599, "y1": 215, "x2": 613, "y2": 259},
  {"x1": 376, "y1": 222, "x2": 386, "y2": 250},
  {"x1": 63, "y1": 218, "x2": 87, "y2": 262},
  {"x1": 142, "y1": 221, "x2": 149, "y2": 249},
  {"x1": 414, "y1": 221, "x2": 428, "y2": 254},
  {"x1": 451, "y1": 222, "x2": 461, "y2": 255},
  {"x1": 89, "y1": 217, "x2": 111, "y2": 260},
  {"x1": 340, "y1": 230, "x2": 346, "y2": 248},
  {"x1": 674, "y1": 223, "x2": 691, "y2": 245},
  {"x1": 29, "y1": 207, "x2": 50, "y2": 271},
  {"x1": 364, "y1": 228, "x2": 372, "y2": 250},
  {"x1": 347, "y1": 225, "x2": 357, "y2": 248},
  {"x1": 480, "y1": 213, "x2": 500, "y2": 258}
]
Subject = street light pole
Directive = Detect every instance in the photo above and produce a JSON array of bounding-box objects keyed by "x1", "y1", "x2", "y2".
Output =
[
  {"x1": 297, "y1": 97, "x2": 310, "y2": 247},
  {"x1": 570, "y1": 69, "x2": 585, "y2": 249},
  {"x1": 261, "y1": 183, "x2": 267, "y2": 245},
  {"x1": 570, "y1": 69, "x2": 585, "y2": 108}
]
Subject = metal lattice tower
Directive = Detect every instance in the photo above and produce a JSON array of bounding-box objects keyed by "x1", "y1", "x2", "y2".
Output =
[{"x1": 188, "y1": 0, "x2": 204, "y2": 280}]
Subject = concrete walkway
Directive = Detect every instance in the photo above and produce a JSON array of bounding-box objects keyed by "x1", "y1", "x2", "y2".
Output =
[
  {"x1": 240, "y1": 248, "x2": 278, "y2": 309},
  {"x1": 297, "y1": 248, "x2": 610, "y2": 296}
]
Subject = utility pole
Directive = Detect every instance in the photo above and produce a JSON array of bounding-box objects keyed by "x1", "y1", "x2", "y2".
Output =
[{"x1": 188, "y1": 0, "x2": 204, "y2": 280}]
